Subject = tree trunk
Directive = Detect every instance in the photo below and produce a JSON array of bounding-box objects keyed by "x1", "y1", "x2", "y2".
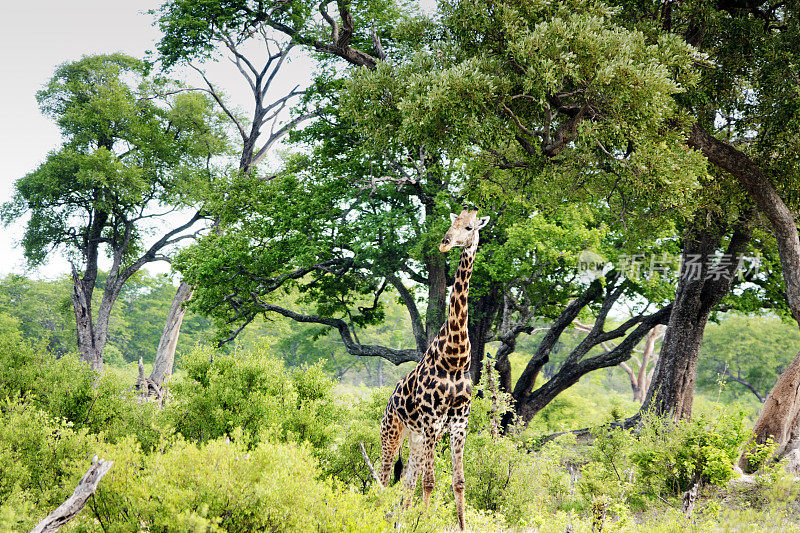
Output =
[
  {"x1": 71, "y1": 271, "x2": 102, "y2": 372},
  {"x1": 512, "y1": 281, "x2": 603, "y2": 410},
  {"x1": 150, "y1": 281, "x2": 194, "y2": 385},
  {"x1": 641, "y1": 212, "x2": 751, "y2": 420},
  {"x1": 425, "y1": 251, "x2": 448, "y2": 347},
  {"x1": 636, "y1": 325, "x2": 661, "y2": 402},
  {"x1": 468, "y1": 284, "x2": 502, "y2": 386},
  {"x1": 688, "y1": 124, "x2": 800, "y2": 465},
  {"x1": 739, "y1": 353, "x2": 800, "y2": 472}
]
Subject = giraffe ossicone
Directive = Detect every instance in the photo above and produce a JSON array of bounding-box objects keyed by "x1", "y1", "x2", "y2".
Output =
[{"x1": 378, "y1": 208, "x2": 489, "y2": 532}]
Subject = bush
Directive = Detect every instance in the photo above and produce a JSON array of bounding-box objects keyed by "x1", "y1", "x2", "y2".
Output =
[
  {"x1": 632, "y1": 410, "x2": 750, "y2": 495},
  {"x1": 167, "y1": 344, "x2": 343, "y2": 451},
  {"x1": 0, "y1": 399, "x2": 98, "y2": 531},
  {"x1": 319, "y1": 386, "x2": 390, "y2": 491},
  {"x1": 0, "y1": 332, "x2": 164, "y2": 451},
  {"x1": 75, "y1": 432, "x2": 404, "y2": 532}
]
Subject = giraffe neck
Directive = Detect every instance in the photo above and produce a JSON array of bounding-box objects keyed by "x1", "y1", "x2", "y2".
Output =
[
  {"x1": 447, "y1": 241, "x2": 476, "y2": 324},
  {"x1": 438, "y1": 237, "x2": 477, "y2": 370}
]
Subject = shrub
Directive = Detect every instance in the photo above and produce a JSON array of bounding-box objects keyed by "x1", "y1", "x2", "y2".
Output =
[
  {"x1": 632, "y1": 410, "x2": 750, "y2": 496},
  {"x1": 77, "y1": 432, "x2": 397, "y2": 532},
  {"x1": 167, "y1": 344, "x2": 343, "y2": 451},
  {"x1": 0, "y1": 332, "x2": 164, "y2": 451},
  {"x1": 319, "y1": 386, "x2": 390, "y2": 491},
  {"x1": 0, "y1": 399, "x2": 97, "y2": 531}
]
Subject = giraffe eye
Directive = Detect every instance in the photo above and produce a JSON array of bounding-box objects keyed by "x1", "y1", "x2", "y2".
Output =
[{"x1": 465, "y1": 226, "x2": 473, "y2": 231}]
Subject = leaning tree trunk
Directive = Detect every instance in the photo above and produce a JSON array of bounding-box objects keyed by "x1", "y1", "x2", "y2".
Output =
[
  {"x1": 740, "y1": 355, "x2": 800, "y2": 472},
  {"x1": 641, "y1": 211, "x2": 751, "y2": 420},
  {"x1": 150, "y1": 281, "x2": 193, "y2": 385},
  {"x1": 688, "y1": 124, "x2": 800, "y2": 467}
]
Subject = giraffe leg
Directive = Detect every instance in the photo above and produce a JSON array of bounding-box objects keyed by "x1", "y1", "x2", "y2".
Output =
[
  {"x1": 379, "y1": 406, "x2": 406, "y2": 489},
  {"x1": 421, "y1": 434, "x2": 437, "y2": 511},
  {"x1": 402, "y1": 431, "x2": 425, "y2": 508},
  {"x1": 450, "y1": 419, "x2": 468, "y2": 531}
]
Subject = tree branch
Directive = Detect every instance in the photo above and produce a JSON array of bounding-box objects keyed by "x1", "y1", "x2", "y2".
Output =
[{"x1": 249, "y1": 297, "x2": 422, "y2": 365}]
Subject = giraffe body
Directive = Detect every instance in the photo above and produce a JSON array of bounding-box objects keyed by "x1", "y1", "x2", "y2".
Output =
[{"x1": 379, "y1": 209, "x2": 489, "y2": 531}]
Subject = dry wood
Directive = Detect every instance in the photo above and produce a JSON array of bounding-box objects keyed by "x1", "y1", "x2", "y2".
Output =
[
  {"x1": 31, "y1": 459, "x2": 113, "y2": 533},
  {"x1": 682, "y1": 479, "x2": 701, "y2": 519},
  {"x1": 359, "y1": 442, "x2": 382, "y2": 486},
  {"x1": 151, "y1": 281, "x2": 193, "y2": 386}
]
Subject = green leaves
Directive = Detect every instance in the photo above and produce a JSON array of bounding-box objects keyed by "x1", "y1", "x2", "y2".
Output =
[{"x1": 5, "y1": 54, "x2": 226, "y2": 268}]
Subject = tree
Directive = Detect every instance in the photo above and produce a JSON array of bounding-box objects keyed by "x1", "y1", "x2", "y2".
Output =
[
  {"x1": 596, "y1": 0, "x2": 800, "y2": 453},
  {"x1": 166, "y1": 0, "x2": 727, "y2": 431},
  {"x1": 640, "y1": 209, "x2": 754, "y2": 420},
  {"x1": 0, "y1": 275, "x2": 75, "y2": 356},
  {"x1": 148, "y1": 3, "x2": 321, "y2": 386},
  {"x1": 2, "y1": 54, "x2": 226, "y2": 371}
]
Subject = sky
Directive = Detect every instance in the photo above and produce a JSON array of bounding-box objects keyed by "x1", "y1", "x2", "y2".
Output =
[
  {"x1": 0, "y1": 0, "x2": 313, "y2": 279},
  {"x1": 1, "y1": 1, "x2": 164, "y2": 277}
]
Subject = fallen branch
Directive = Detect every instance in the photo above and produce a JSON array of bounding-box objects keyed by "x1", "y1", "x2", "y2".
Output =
[
  {"x1": 31, "y1": 459, "x2": 114, "y2": 533},
  {"x1": 359, "y1": 442, "x2": 381, "y2": 486}
]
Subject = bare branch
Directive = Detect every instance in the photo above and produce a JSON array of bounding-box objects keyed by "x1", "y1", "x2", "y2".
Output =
[
  {"x1": 371, "y1": 26, "x2": 386, "y2": 62},
  {"x1": 120, "y1": 211, "x2": 205, "y2": 283},
  {"x1": 188, "y1": 63, "x2": 248, "y2": 141},
  {"x1": 359, "y1": 442, "x2": 382, "y2": 486},
  {"x1": 31, "y1": 460, "x2": 114, "y2": 533},
  {"x1": 249, "y1": 296, "x2": 422, "y2": 365},
  {"x1": 251, "y1": 111, "x2": 319, "y2": 166}
]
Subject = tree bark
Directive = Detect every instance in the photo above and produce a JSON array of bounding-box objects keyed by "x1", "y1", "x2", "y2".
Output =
[
  {"x1": 740, "y1": 355, "x2": 800, "y2": 472},
  {"x1": 150, "y1": 281, "x2": 194, "y2": 385},
  {"x1": 71, "y1": 271, "x2": 102, "y2": 371},
  {"x1": 688, "y1": 123, "x2": 800, "y2": 465},
  {"x1": 425, "y1": 250, "x2": 448, "y2": 347},
  {"x1": 641, "y1": 211, "x2": 752, "y2": 420},
  {"x1": 635, "y1": 325, "x2": 661, "y2": 402},
  {"x1": 468, "y1": 284, "x2": 502, "y2": 386},
  {"x1": 31, "y1": 460, "x2": 113, "y2": 533}
]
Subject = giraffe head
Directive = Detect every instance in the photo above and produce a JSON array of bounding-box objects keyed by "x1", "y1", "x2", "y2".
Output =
[{"x1": 439, "y1": 209, "x2": 490, "y2": 252}]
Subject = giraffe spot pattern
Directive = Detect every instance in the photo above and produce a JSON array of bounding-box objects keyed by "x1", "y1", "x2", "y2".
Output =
[{"x1": 379, "y1": 216, "x2": 483, "y2": 531}]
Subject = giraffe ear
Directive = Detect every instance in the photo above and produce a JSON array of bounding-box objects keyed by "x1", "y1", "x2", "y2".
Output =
[
  {"x1": 450, "y1": 213, "x2": 458, "y2": 223},
  {"x1": 476, "y1": 216, "x2": 490, "y2": 229}
]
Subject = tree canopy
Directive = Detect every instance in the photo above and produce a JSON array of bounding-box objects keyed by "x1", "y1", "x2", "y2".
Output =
[{"x1": 2, "y1": 54, "x2": 227, "y2": 369}]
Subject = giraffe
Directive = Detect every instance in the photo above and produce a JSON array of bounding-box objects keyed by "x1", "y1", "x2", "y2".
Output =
[{"x1": 378, "y1": 208, "x2": 489, "y2": 531}]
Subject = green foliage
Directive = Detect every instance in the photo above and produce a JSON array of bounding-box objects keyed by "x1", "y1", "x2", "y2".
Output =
[
  {"x1": 580, "y1": 409, "x2": 751, "y2": 507},
  {"x1": 168, "y1": 344, "x2": 343, "y2": 450},
  {"x1": 320, "y1": 386, "x2": 390, "y2": 491},
  {"x1": 0, "y1": 274, "x2": 75, "y2": 355},
  {"x1": 1, "y1": 334, "x2": 799, "y2": 531},
  {"x1": 0, "y1": 272, "x2": 217, "y2": 367},
  {"x1": 82, "y1": 434, "x2": 394, "y2": 533},
  {"x1": 0, "y1": 331, "x2": 163, "y2": 450},
  {"x1": 4, "y1": 54, "x2": 225, "y2": 266},
  {"x1": 0, "y1": 399, "x2": 97, "y2": 531},
  {"x1": 697, "y1": 314, "x2": 800, "y2": 403}
]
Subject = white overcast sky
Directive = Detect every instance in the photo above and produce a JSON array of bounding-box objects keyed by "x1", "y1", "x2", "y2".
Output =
[
  {"x1": 1, "y1": 1, "x2": 159, "y2": 277},
  {"x1": 0, "y1": 0, "x2": 315, "y2": 279}
]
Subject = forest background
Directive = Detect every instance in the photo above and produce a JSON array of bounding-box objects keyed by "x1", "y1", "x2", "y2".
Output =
[{"x1": 3, "y1": 0, "x2": 800, "y2": 531}]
